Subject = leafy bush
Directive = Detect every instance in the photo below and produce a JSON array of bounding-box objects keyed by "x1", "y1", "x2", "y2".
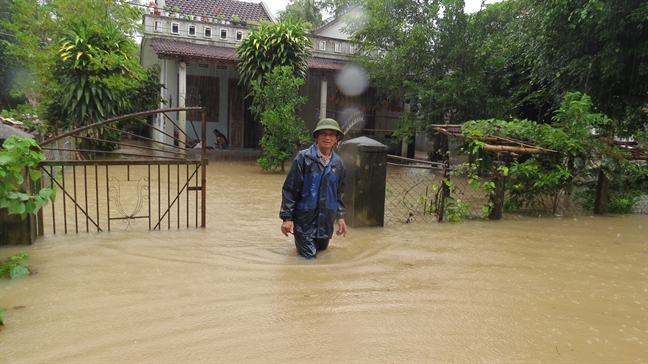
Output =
[
  {"x1": 236, "y1": 19, "x2": 311, "y2": 89},
  {"x1": 461, "y1": 92, "x2": 625, "y2": 215},
  {"x1": 444, "y1": 197, "x2": 470, "y2": 222},
  {"x1": 0, "y1": 136, "x2": 56, "y2": 219},
  {"x1": 0, "y1": 253, "x2": 30, "y2": 279},
  {"x1": 249, "y1": 67, "x2": 309, "y2": 172},
  {"x1": 506, "y1": 157, "x2": 572, "y2": 214},
  {"x1": 573, "y1": 162, "x2": 648, "y2": 213}
]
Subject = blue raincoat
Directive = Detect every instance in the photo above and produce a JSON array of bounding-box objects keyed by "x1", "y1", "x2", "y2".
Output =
[{"x1": 280, "y1": 144, "x2": 347, "y2": 258}]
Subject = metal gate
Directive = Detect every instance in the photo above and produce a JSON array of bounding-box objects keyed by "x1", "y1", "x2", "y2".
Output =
[{"x1": 37, "y1": 108, "x2": 208, "y2": 234}]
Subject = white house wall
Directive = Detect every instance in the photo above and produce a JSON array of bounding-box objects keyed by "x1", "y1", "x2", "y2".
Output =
[
  {"x1": 142, "y1": 51, "x2": 239, "y2": 147},
  {"x1": 140, "y1": 10, "x2": 404, "y2": 151},
  {"x1": 318, "y1": 27, "x2": 346, "y2": 39},
  {"x1": 313, "y1": 7, "x2": 363, "y2": 40},
  {"x1": 169, "y1": 61, "x2": 237, "y2": 148}
]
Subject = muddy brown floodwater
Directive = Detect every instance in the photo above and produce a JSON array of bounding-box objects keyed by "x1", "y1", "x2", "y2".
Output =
[{"x1": 1, "y1": 161, "x2": 647, "y2": 363}]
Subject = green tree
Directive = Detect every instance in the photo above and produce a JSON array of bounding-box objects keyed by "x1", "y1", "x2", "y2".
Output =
[
  {"x1": 236, "y1": 18, "x2": 312, "y2": 90},
  {"x1": 249, "y1": 67, "x2": 310, "y2": 172},
  {"x1": 50, "y1": 18, "x2": 149, "y2": 154},
  {"x1": 278, "y1": 0, "x2": 324, "y2": 29},
  {"x1": 278, "y1": 0, "x2": 356, "y2": 24},
  {"x1": 468, "y1": 0, "x2": 532, "y2": 118},
  {"x1": 50, "y1": 19, "x2": 145, "y2": 130},
  {"x1": 348, "y1": 0, "x2": 511, "y2": 159},
  {"x1": 521, "y1": 0, "x2": 648, "y2": 136},
  {"x1": 2, "y1": 0, "x2": 145, "y2": 132},
  {"x1": 318, "y1": 0, "x2": 357, "y2": 18},
  {"x1": 1, "y1": 0, "x2": 56, "y2": 109},
  {"x1": 0, "y1": 0, "x2": 27, "y2": 111}
]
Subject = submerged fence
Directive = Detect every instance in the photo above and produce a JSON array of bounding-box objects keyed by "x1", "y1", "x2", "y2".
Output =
[
  {"x1": 35, "y1": 107, "x2": 208, "y2": 235},
  {"x1": 382, "y1": 154, "x2": 622, "y2": 224},
  {"x1": 384, "y1": 156, "x2": 492, "y2": 224},
  {"x1": 38, "y1": 161, "x2": 205, "y2": 234}
]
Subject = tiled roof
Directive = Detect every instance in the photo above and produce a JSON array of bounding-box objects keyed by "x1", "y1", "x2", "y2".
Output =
[
  {"x1": 150, "y1": 38, "x2": 237, "y2": 62},
  {"x1": 166, "y1": 0, "x2": 272, "y2": 22},
  {"x1": 149, "y1": 38, "x2": 348, "y2": 70},
  {"x1": 307, "y1": 57, "x2": 346, "y2": 71}
]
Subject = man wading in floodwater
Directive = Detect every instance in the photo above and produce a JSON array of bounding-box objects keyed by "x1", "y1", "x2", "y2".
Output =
[{"x1": 280, "y1": 118, "x2": 348, "y2": 259}]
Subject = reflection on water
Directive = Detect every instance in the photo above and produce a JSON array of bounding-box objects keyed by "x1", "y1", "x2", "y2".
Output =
[{"x1": 1, "y1": 161, "x2": 646, "y2": 363}]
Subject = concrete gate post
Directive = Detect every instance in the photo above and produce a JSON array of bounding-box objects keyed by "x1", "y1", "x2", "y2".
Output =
[
  {"x1": 339, "y1": 137, "x2": 388, "y2": 228},
  {"x1": 0, "y1": 210, "x2": 37, "y2": 246},
  {"x1": 0, "y1": 171, "x2": 37, "y2": 246}
]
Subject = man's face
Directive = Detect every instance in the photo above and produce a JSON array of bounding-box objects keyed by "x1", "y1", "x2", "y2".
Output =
[{"x1": 317, "y1": 130, "x2": 339, "y2": 150}]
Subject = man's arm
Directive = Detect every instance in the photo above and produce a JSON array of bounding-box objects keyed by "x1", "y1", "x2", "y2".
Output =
[
  {"x1": 335, "y1": 159, "x2": 347, "y2": 237},
  {"x1": 280, "y1": 154, "x2": 303, "y2": 235},
  {"x1": 336, "y1": 219, "x2": 347, "y2": 237},
  {"x1": 281, "y1": 221, "x2": 294, "y2": 236}
]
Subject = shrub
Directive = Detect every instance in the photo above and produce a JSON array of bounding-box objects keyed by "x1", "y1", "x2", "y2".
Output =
[{"x1": 0, "y1": 136, "x2": 56, "y2": 219}]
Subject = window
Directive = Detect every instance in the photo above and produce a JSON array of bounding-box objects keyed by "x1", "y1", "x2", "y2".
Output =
[
  {"x1": 349, "y1": 45, "x2": 355, "y2": 54},
  {"x1": 154, "y1": 21, "x2": 162, "y2": 33},
  {"x1": 236, "y1": 30, "x2": 243, "y2": 41},
  {"x1": 334, "y1": 42, "x2": 341, "y2": 53},
  {"x1": 220, "y1": 28, "x2": 228, "y2": 40},
  {"x1": 319, "y1": 40, "x2": 326, "y2": 50},
  {"x1": 171, "y1": 22, "x2": 179, "y2": 34},
  {"x1": 188, "y1": 24, "x2": 196, "y2": 36},
  {"x1": 204, "y1": 26, "x2": 212, "y2": 38},
  {"x1": 198, "y1": 63, "x2": 209, "y2": 68},
  {"x1": 216, "y1": 65, "x2": 227, "y2": 70}
]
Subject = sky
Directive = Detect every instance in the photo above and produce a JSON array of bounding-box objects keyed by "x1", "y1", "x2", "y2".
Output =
[{"x1": 261, "y1": 0, "x2": 503, "y2": 18}]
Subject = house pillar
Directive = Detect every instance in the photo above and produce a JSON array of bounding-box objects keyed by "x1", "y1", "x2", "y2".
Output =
[
  {"x1": 154, "y1": 60, "x2": 167, "y2": 148},
  {"x1": 0, "y1": 163, "x2": 38, "y2": 245},
  {"x1": 178, "y1": 61, "x2": 187, "y2": 153},
  {"x1": 153, "y1": 104, "x2": 164, "y2": 146},
  {"x1": 319, "y1": 79, "x2": 327, "y2": 120}
]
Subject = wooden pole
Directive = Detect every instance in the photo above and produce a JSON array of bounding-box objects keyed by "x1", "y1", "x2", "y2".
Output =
[
  {"x1": 481, "y1": 144, "x2": 555, "y2": 154},
  {"x1": 437, "y1": 160, "x2": 450, "y2": 222},
  {"x1": 489, "y1": 160, "x2": 507, "y2": 220}
]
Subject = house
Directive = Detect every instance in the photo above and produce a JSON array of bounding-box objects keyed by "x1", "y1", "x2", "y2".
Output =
[{"x1": 140, "y1": 0, "x2": 404, "y2": 150}]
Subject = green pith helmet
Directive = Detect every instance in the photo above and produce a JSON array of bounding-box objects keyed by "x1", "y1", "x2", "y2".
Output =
[{"x1": 312, "y1": 118, "x2": 344, "y2": 140}]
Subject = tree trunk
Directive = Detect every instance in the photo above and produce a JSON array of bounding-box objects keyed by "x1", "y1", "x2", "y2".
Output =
[{"x1": 430, "y1": 132, "x2": 448, "y2": 162}]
